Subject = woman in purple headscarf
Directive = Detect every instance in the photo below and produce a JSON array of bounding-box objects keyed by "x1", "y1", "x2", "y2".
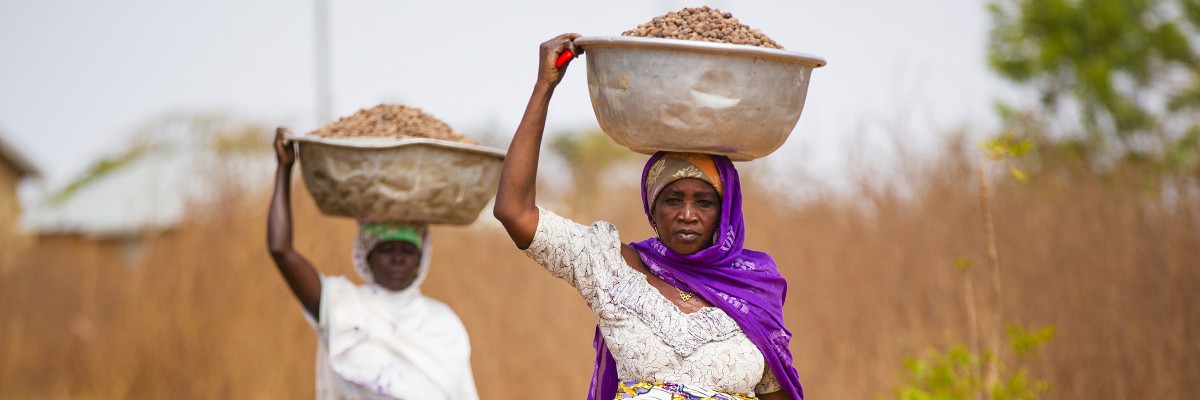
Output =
[{"x1": 494, "y1": 34, "x2": 803, "y2": 400}]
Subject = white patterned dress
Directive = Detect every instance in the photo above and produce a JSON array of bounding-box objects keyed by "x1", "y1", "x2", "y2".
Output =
[{"x1": 524, "y1": 208, "x2": 780, "y2": 398}]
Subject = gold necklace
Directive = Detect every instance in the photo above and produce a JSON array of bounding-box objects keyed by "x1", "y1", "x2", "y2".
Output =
[{"x1": 677, "y1": 287, "x2": 693, "y2": 302}]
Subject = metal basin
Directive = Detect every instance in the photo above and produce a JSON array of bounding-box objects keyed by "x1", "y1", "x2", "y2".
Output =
[
  {"x1": 287, "y1": 135, "x2": 505, "y2": 225},
  {"x1": 575, "y1": 36, "x2": 826, "y2": 161}
]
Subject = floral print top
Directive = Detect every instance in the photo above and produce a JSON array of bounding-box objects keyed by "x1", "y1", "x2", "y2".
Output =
[{"x1": 524, "y1": 208, "x2": 781, "y2": 397}]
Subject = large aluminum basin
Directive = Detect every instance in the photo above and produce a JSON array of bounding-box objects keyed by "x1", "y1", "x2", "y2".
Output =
[
  {"x1": 287, "y1": 135, "x2": 505, "y2": 225},
  {"x1": 575, "y1": 36, "x2": 826, "y2": 161}
]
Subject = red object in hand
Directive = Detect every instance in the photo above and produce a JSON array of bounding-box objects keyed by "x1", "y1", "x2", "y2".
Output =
[{"x1": 555, "y1": 50, "x2": 574, "y2": 68}]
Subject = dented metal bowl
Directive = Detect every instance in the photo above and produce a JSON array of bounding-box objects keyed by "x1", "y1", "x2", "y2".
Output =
[
  {"x1": 575, "y1": 36, "x2": 826, "y2": 161},
  {"x1": 287, "y1": 135, "x2": 505, "y2": 225}
]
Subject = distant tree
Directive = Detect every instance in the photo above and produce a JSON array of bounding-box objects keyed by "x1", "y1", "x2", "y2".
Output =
[
  {"x1": 987, "y1": 0, "x2": 1200, "y2": 173},
  {"x1": 548, "y1": 128, "x2": 636, "y2": 205},
  {"x1": 896, "y1": 326, "x2": 1055, "y2": 400},
  {"x1": 50, "y1": 112, "x2": 269, "y2": 203}
]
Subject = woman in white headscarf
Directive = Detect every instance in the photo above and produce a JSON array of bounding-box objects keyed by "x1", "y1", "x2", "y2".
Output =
[{"x1": 267, "y1": 128, "x2": 479, "y2": 399}]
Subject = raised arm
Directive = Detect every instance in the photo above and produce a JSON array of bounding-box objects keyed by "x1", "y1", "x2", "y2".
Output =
[
  {"x1": 493, "y1": 33, "x2": 581, "y2": 249},
  {"x1": 267, "y1": 127, "x2": 322, "y2": 317}
]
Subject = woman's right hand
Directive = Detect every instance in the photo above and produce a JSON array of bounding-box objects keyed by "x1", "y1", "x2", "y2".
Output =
[
  {"x1": 536, "y1": 33, "x2": 582, "y2": 89},
  {"x1": 274, "y1": 127, "x2": 296, "y2": 167}
]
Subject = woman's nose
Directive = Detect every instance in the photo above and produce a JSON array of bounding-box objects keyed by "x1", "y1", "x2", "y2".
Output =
[{"x1": 679, "y1": 204, "x2": 700, "y2": 221}]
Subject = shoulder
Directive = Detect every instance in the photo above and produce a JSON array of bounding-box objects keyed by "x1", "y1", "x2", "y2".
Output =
[
  {"x1": 322, "y1": 275, "x2": 356, "y2": 290},
  {"x1": 620, "y1": 244, "x2": 646, "y2": 274},
  {"x1": 534, "y1": 206, "x2": 622, "y2": 244},
  {"x1": 738, "y1": 249, "x2": 784, "y2": 276},
  {"x1": 418, "y1": 297, "x2": 471, "y2": 335},
  {"x1": 538, "y1": 206, "x2": 618, "y2": 229},
  {"x1": 421, "y1": 296, "x2": 456, "y2": 315}
]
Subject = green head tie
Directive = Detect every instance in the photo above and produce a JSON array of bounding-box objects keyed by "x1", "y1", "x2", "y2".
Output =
[{"x1": 361, "y1": 222, "x2": 423, "y2": 248}]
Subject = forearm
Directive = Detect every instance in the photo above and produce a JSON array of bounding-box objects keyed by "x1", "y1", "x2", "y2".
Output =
[
  {"x1": 495, "y1": 33, "x2": 579, "y2": 248},
  {"x1": 494, "y1": 82, "x2": 555, "y2": 247},
  {"x1": 265, "y1": 129, "x2": 322, "y2": 316},
  {"x1": 265, "y1": 161, "x2": 322, "y2": 316},
  {"x1": 267, "y1": 164, "x2": 294, "y2": 255}
]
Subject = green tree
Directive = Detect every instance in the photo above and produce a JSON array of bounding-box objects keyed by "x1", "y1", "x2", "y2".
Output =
[
  {"x1": 49, "y1": 113, "x2": 269, "y2": 204},
  {"x1": 548, "y1": 129, "x2": 636, "y2": 206},
  {"x1": 893, "y1": 135, "x2": 1047, "y2": 400},
  {"x1": 987, "y1": 0, "x2": 1200, "y2": 173},
  {"x1": 896, "y1": 326, "x2": 1055, "y2": 400}
]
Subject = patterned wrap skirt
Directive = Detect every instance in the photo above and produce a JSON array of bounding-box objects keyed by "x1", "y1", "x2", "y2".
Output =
[{"x1": 615, "y1": 381, "x2": 755, "y2": 400}]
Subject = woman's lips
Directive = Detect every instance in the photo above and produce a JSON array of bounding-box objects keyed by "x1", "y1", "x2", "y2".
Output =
[{"x1": 379, "y1": 268, "x2": 414, "y2": 281}]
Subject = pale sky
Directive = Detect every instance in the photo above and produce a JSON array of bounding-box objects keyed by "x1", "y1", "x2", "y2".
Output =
[{"x1": 0, "y1": 0, "x2": 1013, "y2": 191}]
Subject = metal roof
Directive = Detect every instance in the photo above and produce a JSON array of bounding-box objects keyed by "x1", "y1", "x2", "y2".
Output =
[
  {"x1": 0, "y1": 132, "x2": 40, "y2": 178},
  {"x1": 23, "y1": 148, "x2": 271, "y2": 238}
]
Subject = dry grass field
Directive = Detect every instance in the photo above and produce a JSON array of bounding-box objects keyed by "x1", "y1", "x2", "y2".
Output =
[{"x1": 1, "y1": 141, "x2": 1196, "y2": 399}]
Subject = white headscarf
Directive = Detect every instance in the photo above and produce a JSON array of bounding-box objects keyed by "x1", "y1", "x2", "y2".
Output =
[
  {"x1": 350, "y1": 222, "x2": 431, "y2": 291},
  {"x1": 317, "y1": 224, "x2": 478, "y2": 399}
]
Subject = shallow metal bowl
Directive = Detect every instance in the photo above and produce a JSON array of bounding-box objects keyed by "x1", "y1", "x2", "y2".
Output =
[
  {"x1": 287, "y1": 135, "x2": 505, "y2": 225},
  {"x1": 575, "y1": 36, "x2": 826, "y2": 161}
]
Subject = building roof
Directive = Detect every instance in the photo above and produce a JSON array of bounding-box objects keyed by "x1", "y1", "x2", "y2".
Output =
[
  {"x1": 23, "y1": 149, "x2": 271, "y2": 238},
  {"x1": 0, "y1": 133, "x2": 40, "y2": 178}
]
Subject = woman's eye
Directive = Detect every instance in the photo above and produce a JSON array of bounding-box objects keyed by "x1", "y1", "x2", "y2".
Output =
[
  {"x1": 698, "y1": 200, "x2": 714, "y2": 207},
  {"x1": 664, "y1": 198, "x2": 683, "y2": 205}
]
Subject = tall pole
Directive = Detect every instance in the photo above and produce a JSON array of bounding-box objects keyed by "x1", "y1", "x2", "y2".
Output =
[{"x1": 315, "y1": 0, "x2": 331, "y2": 124}]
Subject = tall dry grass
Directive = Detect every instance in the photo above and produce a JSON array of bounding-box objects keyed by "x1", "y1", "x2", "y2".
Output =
[{"x1": 1, "y1": 137, "x2": 1197, "y2": 399}]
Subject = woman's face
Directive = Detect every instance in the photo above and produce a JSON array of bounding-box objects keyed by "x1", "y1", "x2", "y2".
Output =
[
  {"x1": 368, "y1": 240, "x2": 422, "y2": 291},
  {"x1": 652, "y1": 178, "x2": 722, "y2": 255}
]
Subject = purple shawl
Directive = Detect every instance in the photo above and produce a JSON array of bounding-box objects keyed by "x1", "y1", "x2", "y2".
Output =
[{"x1": 585, "y1": 152, "x2": 803, "y2": 400}]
